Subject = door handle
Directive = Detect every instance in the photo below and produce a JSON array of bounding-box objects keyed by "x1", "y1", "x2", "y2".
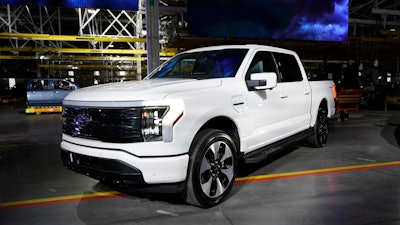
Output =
[{"x1": 232, "y1": 96, "x2": 245, "y2": 106}]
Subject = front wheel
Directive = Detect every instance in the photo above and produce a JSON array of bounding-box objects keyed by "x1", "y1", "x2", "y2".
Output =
[
  {"x1": 307, "y1": 107, "x2": 329, "y2": 148},
  {"x1": 183, "y1": 129, "x2": 238, "y2": 208}
]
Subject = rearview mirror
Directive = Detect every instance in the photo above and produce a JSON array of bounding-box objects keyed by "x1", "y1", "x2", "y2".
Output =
[{"x1": 246, "y1": 72, "x2": 277, "y2": 90}]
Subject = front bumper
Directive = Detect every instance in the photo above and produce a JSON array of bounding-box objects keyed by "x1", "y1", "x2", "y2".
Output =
[
  {"x1": 60, "y1": 140, "x2": 189, "y2": 191},
  {"x1": 61, "y1": 149, "x2": 144, "y2": 184}
]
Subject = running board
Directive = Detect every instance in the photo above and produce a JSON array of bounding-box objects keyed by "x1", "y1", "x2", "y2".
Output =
[{"x1": 243, "y1": 128, "x2": 314, "y2": 164}]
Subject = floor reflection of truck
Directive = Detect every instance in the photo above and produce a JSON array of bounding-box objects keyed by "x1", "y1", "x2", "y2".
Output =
[
  {"x1": 385, "y1": 82, "x2": 400, "y2": 112},
  {"x1": 26, "y1": 78, "x2": 79, "y2": 107}
]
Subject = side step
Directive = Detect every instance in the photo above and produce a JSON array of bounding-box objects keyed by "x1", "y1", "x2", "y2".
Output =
[{"x1": 243, "y1": 129, "x2": 314, "y2": 164}]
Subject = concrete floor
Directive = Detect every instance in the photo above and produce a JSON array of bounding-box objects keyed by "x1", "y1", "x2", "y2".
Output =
[{"x1": 1, "y1": 103, "x2": 400, "y2": 225}]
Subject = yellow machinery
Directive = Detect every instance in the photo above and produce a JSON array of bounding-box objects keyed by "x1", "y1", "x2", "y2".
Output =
[{"x1": 25, "y1": 106, "x2": 63, "y2": 114}]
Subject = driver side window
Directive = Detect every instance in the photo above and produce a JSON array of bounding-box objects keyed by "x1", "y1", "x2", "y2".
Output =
[{"x1": 246, "y1": 51, "x2": 278, "y2": 80}]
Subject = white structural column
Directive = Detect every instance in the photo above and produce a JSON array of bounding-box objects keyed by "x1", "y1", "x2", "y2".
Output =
[
  {"x1": 145, "y1": 0, "x2": 160, "y2": 75},
  {"x1": 136, "y1": 0, "x2": 146, "y2": 79}
]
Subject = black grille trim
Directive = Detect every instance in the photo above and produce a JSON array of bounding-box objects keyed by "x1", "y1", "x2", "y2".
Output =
[
  {"x1": 60, "y1": 149, "x2": 146, "y2": 185},
  {"x1": 61, "y1": 149, "x2": 185, "y2": 191},
  {"x1": 63, "y1": 106, "x2": 143, "y2": 143}
]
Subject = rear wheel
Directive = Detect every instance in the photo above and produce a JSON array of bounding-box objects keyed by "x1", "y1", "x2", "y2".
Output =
[
  {"x1": 307, "y1": 107, "x2": 329, "y2": 147},
  {"x1": 183, "y1": 129, "x2": 238, "y2": 208}
]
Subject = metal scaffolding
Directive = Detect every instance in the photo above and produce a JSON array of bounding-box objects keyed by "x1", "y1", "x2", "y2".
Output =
[{"x1": 0, "y1": 1, "x2": 174, "y2": 80}]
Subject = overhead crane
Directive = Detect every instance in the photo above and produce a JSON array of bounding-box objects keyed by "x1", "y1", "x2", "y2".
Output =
[{"x1": 0, "y1": 1, "x2": 177, "y2": 73}]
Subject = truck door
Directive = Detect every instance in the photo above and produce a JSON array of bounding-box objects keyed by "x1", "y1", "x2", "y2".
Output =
[
  {"x1": 244, "y1": 51, "x2": 290, "y2": 150},
  {"x1": 272, "y1": 52, "x2": 312, "y2": 135}
]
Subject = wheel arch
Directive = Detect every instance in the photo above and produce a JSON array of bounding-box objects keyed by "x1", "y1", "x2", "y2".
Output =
[
  {"x1": 307, "y1": 99, "x2": 330, "y2": 148},
  {"x1": 311, "y1": 99, "x2": 328, "y2": 127},
  {"x1": 319, "y1": 98, "x2": 328, "y2": 111},
  {"x1": 193, "y1": 116, "x2": 241, "y2": 155}
]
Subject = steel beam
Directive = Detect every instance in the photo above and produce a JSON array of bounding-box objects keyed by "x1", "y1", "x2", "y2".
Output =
[
  {"x1": 0, "y1": 47, "x2": 147, "y2": 54},
  {"x1": 0, "y1": 47, "x2": 175, "y2": 57},
  {"x1": 38, "y1": 64, "x2": 138, "y2": 70},
  {"x1": 0, "y1": 55, "x2": 36, "y2": 59},
  {"x1": 0, "y1": 32, "x2": 146, "y2": 42},
  {"x1": 372, "y1": 8, "x2": 400, "y2": 16},
  {"x1": 0, "y1": 55, "x2": 146, "y2": 60}
]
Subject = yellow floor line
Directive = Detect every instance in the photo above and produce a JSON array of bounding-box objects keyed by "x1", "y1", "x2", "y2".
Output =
[
  {"x1": 235, "y1": 161, "x2": 400, "y2": 183},
  {"x1": 1, "y1": 191, "x2": 123, "y2": 208},
  {"x1": 2, "y1": 161, "x2": 400, "y2": 209}
]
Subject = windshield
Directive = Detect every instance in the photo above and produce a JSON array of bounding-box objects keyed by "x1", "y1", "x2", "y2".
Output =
[{"x1": 146, "y1": 49, "x2": 248, "y2": 79}]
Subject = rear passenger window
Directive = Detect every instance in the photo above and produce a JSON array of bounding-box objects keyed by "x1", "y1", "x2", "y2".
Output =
[
  {"x1": 273, "y1": 53, "x2": 303, "y2": 82},
  {"x1": 28, "y1": 79, "x2": 50, "y2": 90}
]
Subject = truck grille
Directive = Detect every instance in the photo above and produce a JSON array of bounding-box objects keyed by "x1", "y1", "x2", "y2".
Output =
[{"x1": 62, "y1": 106, "x2": 143, "y2": 143}]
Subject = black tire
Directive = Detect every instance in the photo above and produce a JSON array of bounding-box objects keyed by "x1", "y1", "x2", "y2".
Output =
[
  {"x1": 183, "y1": 128, "x2": 238, "y2": 208},
  {"x1": 307, "y1": 107, "x2": 329, "y2": 148}
]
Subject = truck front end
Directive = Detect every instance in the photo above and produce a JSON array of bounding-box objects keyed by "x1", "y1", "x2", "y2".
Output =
[{"x1": 60, "y1": 96, "x2": 189, "y2": 191}]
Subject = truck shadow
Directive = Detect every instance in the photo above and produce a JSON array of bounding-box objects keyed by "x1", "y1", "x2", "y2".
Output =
[
  {"x1": 81, "y1": 145, "x2": 301, "y2": 210},
  {"x1": 236, "y1": 146, "x2": 299, "y2": 178},
  {"x1": 380, "y1": 115, "x2": 400, "y2": 148},
  {"x1": 75, "y1": 183, "x2": 191, "y2": 224},
  {"x1": 395, "y1": 124, "x2": 400, "y2": 147},
  {"x1": 95, "y1": 181, "x2": 187, "y2": 205}
]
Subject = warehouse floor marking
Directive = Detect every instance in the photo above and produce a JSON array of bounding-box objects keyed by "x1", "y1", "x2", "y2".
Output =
[
  {"x1": 1, "y1": 191, "x2": 126, "y2": 210},
  {"x1": 2, "y1": 161, "x2": 400, "y2": 210},
  {"x1": 234, "y1": 161, "x2": 400, "y2": 183}
]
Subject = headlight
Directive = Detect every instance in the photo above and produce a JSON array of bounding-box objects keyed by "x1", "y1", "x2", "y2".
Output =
[{"x1": 141, "y1": 106, "x2": 169, "y2": 142}]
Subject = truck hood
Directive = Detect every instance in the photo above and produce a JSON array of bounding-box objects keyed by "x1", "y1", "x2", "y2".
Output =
[{"x1": 64, "y1": 78, "x2": 222, "y2": 102}]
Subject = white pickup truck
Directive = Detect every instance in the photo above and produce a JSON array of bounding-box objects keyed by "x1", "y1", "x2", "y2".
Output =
[{"x1": 61, "y1": 45, "x2": 336, "y2": 208}]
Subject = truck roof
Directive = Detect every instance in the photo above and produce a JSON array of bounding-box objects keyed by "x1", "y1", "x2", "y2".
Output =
[{"x1": 184, "y1": 44, "x2": 297, "y2": 56}]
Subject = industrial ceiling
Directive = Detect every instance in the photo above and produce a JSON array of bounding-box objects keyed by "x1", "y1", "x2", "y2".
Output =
[{"x1": 0, "y1": 0, "x2": 399, "y2": 77}]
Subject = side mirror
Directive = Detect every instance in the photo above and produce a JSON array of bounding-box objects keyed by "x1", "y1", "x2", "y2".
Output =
[{"x1": 246, "y1": 72, "x2": 277, "y2": 90}]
